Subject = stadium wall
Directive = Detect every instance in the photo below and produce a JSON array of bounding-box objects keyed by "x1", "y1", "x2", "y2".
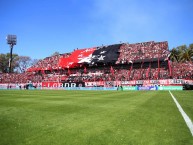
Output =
[{"x1": 0, "y1": 79, "x2": 188, "y2": 90}]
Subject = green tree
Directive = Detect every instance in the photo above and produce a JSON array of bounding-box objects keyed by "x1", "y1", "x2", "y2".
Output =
[
  {"x1": 170, "y1": 48, "x2": 179, "y2": 62},
  {"x1": 0, "y1": 53, "x2": 19, "y2": 73},
  {"x1": 179, "y1": 48, "x2": 193, "y2": 62},
  {"x1": 170, "y1": 44, "x2": 193, "y2": 62},
  {"x1": 0, "y1": 53, "x2": 9, "y2": 73},
  {"x1": 188, "y1": 43, "x2": 193, "y2": 50},
  {"x1": 188, "y1": 43, "x2": 193, "y2": 61}
]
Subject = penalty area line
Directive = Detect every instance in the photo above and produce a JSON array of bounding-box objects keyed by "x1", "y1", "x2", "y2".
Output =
[{"x1": 169, "y1": 91, "x2": 193, "y2": 136}]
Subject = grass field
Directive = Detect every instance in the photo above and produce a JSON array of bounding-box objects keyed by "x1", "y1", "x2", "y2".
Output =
[{"x1": 0, "y1": 90, "x2": 193, "y2": 145}]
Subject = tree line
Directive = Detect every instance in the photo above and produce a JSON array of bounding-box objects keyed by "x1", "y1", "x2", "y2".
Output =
[
  {"x1": 0, "y1": 45, "x2": 193, "y2": 73},
  {"x1": 0, "y1": 53, "x2": 38, "y2": 73},
  {"x1": 170, "y1": 44, "x2": 193, "y2": 62}
]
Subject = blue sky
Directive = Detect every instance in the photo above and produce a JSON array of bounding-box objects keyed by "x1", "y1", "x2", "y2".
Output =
[{"x1": 0, "y1": 0, "x2": 193, "y2": 59}]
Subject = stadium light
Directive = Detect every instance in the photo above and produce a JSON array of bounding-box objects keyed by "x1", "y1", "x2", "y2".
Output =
[{"x1": 6, "y1": 35, "x2": 17, "y2": 73}]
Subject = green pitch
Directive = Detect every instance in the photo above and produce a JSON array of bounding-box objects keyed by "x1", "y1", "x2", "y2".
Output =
[{"x1": 0, "y1": 90, "x2": 193, "y2": 145}]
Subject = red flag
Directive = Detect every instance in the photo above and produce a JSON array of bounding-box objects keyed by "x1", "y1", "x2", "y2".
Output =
[
  {"x1": 156, "y1": 57, "x2": 160, "y2": 79},
  {"x1": 110, "y1": 66, "x2": 114, "y2": 75},
  {"x1": 93, "y1": 74, "x2": 96, "y2": 82},
  {"x1": 84, "y1": 66, "x2": 87, "y2": 74},
  {"x1": 138, "y1": 61, "x2": 144, "y2": 79},
  {"x1": 58, "y1": 57, "x2": 72, "y2": 68},
  {"x1": 41, "y1": 70, "x2": 45, "y2": 74},
  {"x1": 58, "y1": 48, "x2": 96, "y2": 68},
  {"x1": 128, "y1": 63, "x2": 133, "y2": 78},
  {"x1": 146, "y1": 62, "x2": 151, "y2": 79},
  {"x1": 68, "y1": 68, "x2": 71, "y2": 75},
  {"x1": 168, "y1": 59, "x2": 172, "y2": 77}
]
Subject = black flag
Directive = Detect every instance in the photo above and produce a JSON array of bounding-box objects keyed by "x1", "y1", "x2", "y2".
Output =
[{"x1": 91, "y1": 44, "x2": 121, "y2": 64}]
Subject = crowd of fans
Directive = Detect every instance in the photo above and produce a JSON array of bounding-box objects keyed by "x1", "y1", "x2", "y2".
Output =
[
  {"x1": 28, "y1": 53, "x2": 71, "y2": 72},
  {"x1": 0, "y1": 41, "x2": 192, "y2": 84},
  {"x1": 0, "y1": 72, "x2": 42, "y2": 84},
  {"x1": 64, "y1": 62, "x2": 170, "y2": 82},
  {"x1": 171, "y1": 61, "x2": 193, "y2": 79},
  {"x1": 116, "y1": 41, "x2": 170, "y2": 64},
  {"x1": 0, "y1": 61, "x2": 192, "y2": 84}
]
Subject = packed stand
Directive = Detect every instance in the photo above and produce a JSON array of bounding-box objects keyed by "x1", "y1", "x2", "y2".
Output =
[
  {"x1": 116, "y1": 41, "x2": 170, "y2": 64},
  {"x1": 171, "y1": 61, "x2": 193, "y2": 79},
  {"x1": 28, "y1": 53, "x2": 71, "y2": 72},
  {"x1": 0, "y1": 72, "x2": 43, "y2": 84},
  {"x1": 1, "y1": 41, "x2": 193, "y2": 84},
  {"x1": 1, "y1": 61, "x2": 192, "y2": 84}
]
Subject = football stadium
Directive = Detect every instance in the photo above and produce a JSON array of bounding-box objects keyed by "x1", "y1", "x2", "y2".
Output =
[
  {"x1": 1, "y1": 0, "x2": 193, "y2": 144},
  {"x1": 1, "y1": 41, "x2": 193, "y2": 145},
  {"x1": 1, "y1": 41, "x2": 193, "y2": 90}
]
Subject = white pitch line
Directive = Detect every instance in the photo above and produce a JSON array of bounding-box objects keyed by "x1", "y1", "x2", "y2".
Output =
[{"x1": 169, "y1": 91, "x2": 193, "y2": 136}]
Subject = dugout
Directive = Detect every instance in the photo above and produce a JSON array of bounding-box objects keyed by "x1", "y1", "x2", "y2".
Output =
[{"x1": 183, "y1": 84, "x2": 193, "y2": 90}]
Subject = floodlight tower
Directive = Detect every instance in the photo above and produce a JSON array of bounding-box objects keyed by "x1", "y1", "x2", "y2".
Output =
[{"x1": 6, "y1": 35, "x2": 17, "y2": 73}]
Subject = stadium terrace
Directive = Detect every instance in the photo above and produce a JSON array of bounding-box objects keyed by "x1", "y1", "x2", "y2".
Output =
[{"x1": 0, "y1": 41, "x2": 193, "y2": 90}]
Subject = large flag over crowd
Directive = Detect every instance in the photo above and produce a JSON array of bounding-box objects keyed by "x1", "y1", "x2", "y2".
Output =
[
  {"x1": 58, "y1": 44, "x2": 121, "y2": 68},
  {"x1": 26, "y1": 41, "x2": 170, "y2": 71},
  {"x1": 58, "y1": 47, "x2": 96, "y2": 68},
  {"x1": 91, "y1": 44, "x2": 121, "y2": 64}
]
